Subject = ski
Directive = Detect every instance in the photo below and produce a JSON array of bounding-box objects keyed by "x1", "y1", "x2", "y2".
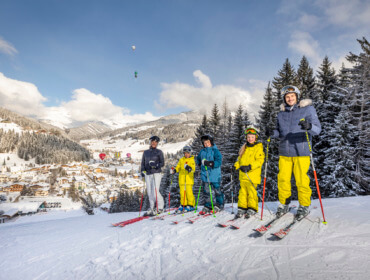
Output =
[
  {"x1": 253, "y1": 206, "x2": 295, "y2": 235},
  {"x1": 272, "y1": 213, "x2": 309, "y2": 239},
  {"x1": 216, "y1": 218, "x2": 237, "y2": 228},
  {"x1": 187, "y1": 213, "x2": 212, "y2": 223},
  {"x1": 172, "y1": 212, "x2": 198, "y2": 224},
  {"x1": 229, "y1": 215, "x2": 255, "y2": 229},
  {"x1": 112, "y1": 216, "x2": 150, "y2": 227}
]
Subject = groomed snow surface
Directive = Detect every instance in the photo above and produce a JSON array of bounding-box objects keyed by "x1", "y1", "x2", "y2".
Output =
[{"x1": 1, "y1": 196, "x2": 370, "y2": 280}]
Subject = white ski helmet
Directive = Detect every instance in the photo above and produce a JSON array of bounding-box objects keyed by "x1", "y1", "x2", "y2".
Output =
[{"x1": 281, "y1": 85, "x2": 300, "y2": 104}]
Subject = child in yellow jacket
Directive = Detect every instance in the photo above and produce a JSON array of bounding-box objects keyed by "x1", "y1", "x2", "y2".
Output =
[
  {"x1": 234, "y1": 127, "x2": 265, "y2": 218},
  {"x1": 171, "y1": 146, "x2": 196, "y2": 213}
]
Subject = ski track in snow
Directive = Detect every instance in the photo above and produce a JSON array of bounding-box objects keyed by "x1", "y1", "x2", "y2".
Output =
[{"x1": 1, "y1": 196, "x2": 370, "y2": 280}]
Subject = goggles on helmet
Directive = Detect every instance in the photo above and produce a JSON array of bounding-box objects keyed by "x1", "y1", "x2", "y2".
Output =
[
  {"x1": 281, "y1": 85, "x2": 300, "y2": 96},
  {"x1": 244, "y1": 128, "x2": 258, "y2": 135},
  {"x1": 183, "y1": 146, "x2": 191, "y2": 153}
]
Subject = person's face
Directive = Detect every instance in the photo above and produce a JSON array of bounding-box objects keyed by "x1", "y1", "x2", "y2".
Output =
[
  {"x1": 247, "y1": 134, "x2": 256, "y2": 144},
  {"x1": 184, "y1": 152, "x2": 190, "y2": 158},
  {"x1": 151, "y1": 141, "x2": 158, "y2": 149},
  {"x1": 203, "y1": 140, "x2": 211, "y2": 148},
  {"x1": 285, "y1": 92, "x2": 297, "y2": 106}
]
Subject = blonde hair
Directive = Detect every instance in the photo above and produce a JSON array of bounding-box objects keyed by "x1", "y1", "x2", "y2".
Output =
[{"x1": 238, "y1": 143, "x2": 246, "y2": 157}]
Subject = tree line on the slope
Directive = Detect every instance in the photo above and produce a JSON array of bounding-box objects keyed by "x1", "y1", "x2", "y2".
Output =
[
  {"x1": 111, "y1": 37, "x2": 369, "y2": 213},
  {"x1": 0, "y1": 129, "x2": 90, "y2": 164}
]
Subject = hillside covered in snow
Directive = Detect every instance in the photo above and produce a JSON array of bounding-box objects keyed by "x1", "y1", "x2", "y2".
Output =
[{"x1": 1, "y1": 196, "x2": 369, "y2": 280}]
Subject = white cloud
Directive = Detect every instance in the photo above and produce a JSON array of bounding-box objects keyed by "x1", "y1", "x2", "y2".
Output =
[
  {"x1": 0, "y1": 72, "x2": 158, "y2": 129},
  {"x1": 315, "y1": 0, "x2": 370, "y2": 28},
  {"x1": 157, "y1": 70, "x2": 265, "y2": 117},
  {"x1": 288, "y1": 31, "x2": 322, "y2": 67},
  {"x1": 0, "y1": 37, "x2": 17, "y2": 56},
  {"x1": 0, "y1": 72, "x2": 46, "y2": 116},
  {"x1": 331, "y1": 55, "x2": 354, "y2": 72}
]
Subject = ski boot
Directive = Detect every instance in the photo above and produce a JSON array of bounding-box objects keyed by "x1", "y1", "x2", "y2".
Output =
[
  {"x1": 276, "y1": 204, "x2": 289, "y2": 218},
  {"x1": 295, "y1": 205, "x2": 309, "y2": 221},
  {"x1": 245, "y1": 208, "x2": 257, "y2": 219},
  {"x1": 199, "y1": 206, "x2": 211, "y2": 215},
  {"x1": 144, "y1": 209, "x2": 155, "y2": 217},
  {"x1": 157, "y1": 209, "x2": 164, "y2": 215},
  {"x1": 184, "y1": 206, "x2": 194, "y2": 212},
  {"x1": 235, "y1": 208, "x2": 246, "y2": 219},
  {"x1": 212, "y1": 205, "x2": 221, "y2": 214},
  {"x1": 176, "y1": 206, "x2": 184, "y2": 214}
]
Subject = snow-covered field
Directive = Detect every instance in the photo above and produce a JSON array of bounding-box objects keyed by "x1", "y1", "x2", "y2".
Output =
[
  {"x1": 1, "y1": 196, "x2": 370, "y2": 280},
  {"x1": 84, "y1": 138, "x2": 192, "y2": 160}
]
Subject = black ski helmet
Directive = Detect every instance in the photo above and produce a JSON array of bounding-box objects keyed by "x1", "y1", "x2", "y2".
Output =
[
  {"x1": 149, "y1": 135, "x2": 160, "y2": 143},
  {"x1": 200, "y1": 134, "x2": 214, "y2": 146}
]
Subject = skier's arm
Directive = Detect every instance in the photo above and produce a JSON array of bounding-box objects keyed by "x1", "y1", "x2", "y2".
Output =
[
  {"x1": 307, "y1": 106, "x2": 321, "y2": 136},
  {"x1": 213, "y1": 148, "x2": 222, "y2": 168},
  {"x1": 234, "y1": 157, "x2": 240, "y2": 170},
  {"x1": 188, "y1": 157, "x2": 196, "y2": 172},
  {"x1": 196, "y1": 152, "x2": 202, "y2": 166},
  {"x1": 251, "y1": 144, "x2": 265, "y2": 170},
  {"x1": 140, "y1": 152, "x2": 146, "y2": 172},
  {"x1": 175, "y1": 158, "x2": 182, "y2": 173},
  {"x1": 159, "y1": 150, "x2": 165, "y2": 168}
]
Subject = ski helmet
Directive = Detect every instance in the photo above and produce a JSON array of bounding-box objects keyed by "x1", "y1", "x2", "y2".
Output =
[
  {"x1": 244, "y1": 126, "x2": 259, "y2": 140},
  {"x1": 149, "y1": 135, "x2": 160, "y2": 143},
  {"x1": 200, "y1": 134, "x2": 214, "y2": 146},
  {"x1": 281, "y1": 85, "x2": 300, "y2": 104},
  {"x1": 183, "y1": 146, "x2": 192, "y2": 153}
]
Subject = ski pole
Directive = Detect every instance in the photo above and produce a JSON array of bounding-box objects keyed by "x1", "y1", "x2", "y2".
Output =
[
  {"x1": 168, "y1": 167, "x2": 174, "y2": 214},
  {"x1": 300, "y1": 118, "x2": 327, "y2": 224},
  {"x1": 230, "y1": 167, "x2": 234, "y2": 214},
  {"x1": 204, "y1": 164, "x2": 216, "y2": 217},
  {"x1": 245, "y1": 172, "x2": 272, "y2": 215},
  {"x1": 261, "y1": 137, "x2": 270, "y2": 220},
  {"x1": 194, "y1": 183, "x2": 202, "y2": 213},
  {"x1": 139, "y1": 172, "x2": 146, "y2": 217}
]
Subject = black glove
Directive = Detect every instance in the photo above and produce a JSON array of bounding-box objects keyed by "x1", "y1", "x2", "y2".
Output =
[
  {"x1": 299, "y1": 119, "x2": 312, "y2": 130},
  {"x1": 265, "y1": 128, "x2": 272, "y2": 138},
  {"x1": 141, "y1": 171, "x2": 146, "y2": 178},
  {"x1": 240, "y1": 165, "x2": 252, "y2": 173},
  {"x1": 202, "y1": 160, "x2": 214, "y2": 168},
  {"x1": 184, "y1": 164, "x2": 192, "y2": 172},
  {"x1": 149, "y1": 160, "x2": 158, "y2": 169}
]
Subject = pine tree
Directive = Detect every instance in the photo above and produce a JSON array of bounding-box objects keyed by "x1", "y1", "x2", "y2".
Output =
[
  {"x1": 346, "y1": 37, "x2": 370, "y2": 192},
  {"x1": 297, "y1": 56, "x2": 316, "y2": 100},
  {"x1": 191, "y1": 114, "x2": 209, "y2": 155},
  {"x1": 209, "y1": 104, "x2": 221, "y2": 141}
]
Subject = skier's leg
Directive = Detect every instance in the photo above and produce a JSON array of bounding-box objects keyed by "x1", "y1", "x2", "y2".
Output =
[
  {"x1": 213, "y1": 182, "x2": 224, "y2": 209},
  {"x1": 179, "y1": 184, "x2": 186, "y2": 206},
  {"x1": 186, "y1": 183, "x2": 195, "y2": 206},
  {"x1": 145, "y1": 174, "x2": 155, "y2": 210},
  {"x1": 202, "y1": 181, "x2": 212, "y2": 209},
  {"x1": 238, "y1": 180, "x2": 248, "y2": 209},
  {"x1": 246, "y1": 180, "x2": 258, "y2": 212},
  {"x1": 277, "y1": 156, "x2": 293, "y2": 205},
  {"x1": 293, "y1": 156, "x2": 311, "y2": 207},
  {"x1": 153, "y1": 173, "x2": 164, "y2": 210}
]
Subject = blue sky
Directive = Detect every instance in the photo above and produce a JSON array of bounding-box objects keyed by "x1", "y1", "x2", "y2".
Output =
[{"x1": 0, "y1": 0, "x2": 369, "y2": 128}]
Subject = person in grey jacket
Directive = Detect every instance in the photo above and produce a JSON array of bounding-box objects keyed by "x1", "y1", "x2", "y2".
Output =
[
  {"x1": 267, "y1": 85, "x2": 321, "y2": 220},
  {"x1": 140, "y1": 136, "x2": 165, "y2": 216}
]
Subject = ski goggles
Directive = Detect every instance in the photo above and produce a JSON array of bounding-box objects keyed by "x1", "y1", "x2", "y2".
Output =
[
  {"x1": 183, "y1": 147, "x2": 191, "y2": 153},
  {"x1": 281, "y1": 85, "x2": 300, "y2": 95},
  {"x1": 244, "y1": 128, "x2": 257, "y2": 135}
]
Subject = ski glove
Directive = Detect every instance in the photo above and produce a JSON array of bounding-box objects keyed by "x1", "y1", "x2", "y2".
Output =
[
  {"x1": 240, "y1": 165, "x2": 252, "y2": 173},
  {"x1": 298, "y1": 119, "x2": 312, "y2": 130},
  {"x1": 149, "y1": 160, "x2": 158, "y2": 169},
  {"x1": 202, "y1": 160, "x2": 214, "y2": 168},
  {"x1": 141, "y1": 171, "x2": 146, "y2": 178},
  {"x1": 170, "y1": 168, "x2": 176, "y2": 175},
  {"x1": 265, "y1": 128, "x2": 272, "y2": 138},
  {"x1": 184, "y1": 164, "x2": 192, "y2": 172}
]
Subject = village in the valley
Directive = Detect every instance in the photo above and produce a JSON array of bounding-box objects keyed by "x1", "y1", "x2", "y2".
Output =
[{"x1": 0, "y1": 153, "x2": 143, "y2": 223}]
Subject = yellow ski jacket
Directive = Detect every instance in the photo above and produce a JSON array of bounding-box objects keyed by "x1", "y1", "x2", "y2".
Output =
[
  {"x1": 234, "y1": 142, "x2": 265, "y2": 185},
  {"x1": 175, "y1": 156, "x2": 196, "y2": 185}
]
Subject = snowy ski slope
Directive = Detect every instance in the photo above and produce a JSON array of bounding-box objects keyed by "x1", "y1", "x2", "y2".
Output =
[{"x1": 0, "y1": 196, "x2": 369, "y2": 280}]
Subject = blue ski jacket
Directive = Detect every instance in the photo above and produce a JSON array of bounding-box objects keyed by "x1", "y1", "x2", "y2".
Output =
[
  {"x1": 196, "y1": 144, "x2": 222, "y2": 183},
  {"x1": 271, "y1": 99, "x2": 321, "y2": 157}
]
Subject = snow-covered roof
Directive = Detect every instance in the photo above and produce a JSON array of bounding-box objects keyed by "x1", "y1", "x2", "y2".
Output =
[{"x1": 0, "y1": 202, "x2": 43, "y2": 213}]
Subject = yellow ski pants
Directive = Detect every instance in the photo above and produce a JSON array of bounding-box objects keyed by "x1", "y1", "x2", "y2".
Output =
[
  {"x1": 277, "y1": 156, "x2": 311, "y2": 207},
  {"x1": 179, "y1": 184, "x2": 195, "y2": 206},
  {"x1": 238, "y1": 180, "x2": 258, "y2": 211}
]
